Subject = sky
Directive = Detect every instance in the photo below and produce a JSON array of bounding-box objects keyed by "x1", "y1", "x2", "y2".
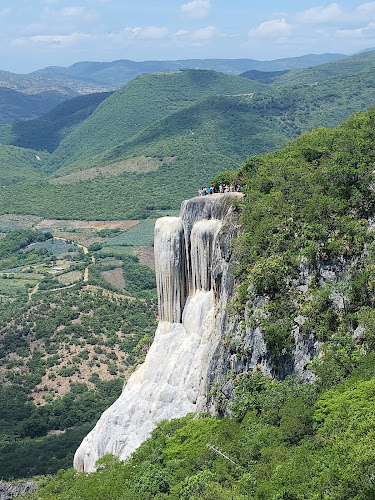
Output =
[{"x1": 1, "y1": 1, "x2": 375, "y2": 73}]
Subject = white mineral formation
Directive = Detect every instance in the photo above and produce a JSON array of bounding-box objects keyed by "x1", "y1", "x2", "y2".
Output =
[
  {"x1": 74, "y1": 195, "x2": 235, "y2": 473},
  {"x1": 154, "y1": 217, "x2": 186, "y2": 323},
  {"x1": 190, "y1": 219, "x2": 221, "y2": 293}
]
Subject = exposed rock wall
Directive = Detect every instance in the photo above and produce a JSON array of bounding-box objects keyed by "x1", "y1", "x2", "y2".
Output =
[
  {"x1": 74, "y1": 193, "x2": 240, "y2": 472},
  {"x1": 74, "y1": 190, "x2": 328, "y2": 469},
  {"x1": 154, "y1": 217, "x2": 186, "y2": 323},
  {"x1": 0, "y1": 481, "x2": 38, "y2": 500}
]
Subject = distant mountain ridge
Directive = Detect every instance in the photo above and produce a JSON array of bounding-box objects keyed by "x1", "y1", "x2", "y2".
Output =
[
  {"x1": 34, "y1": 53, "x2": 346, "y2": 87},
  {"x1": 0, "y1": 53, "x2": 347, "y2": 122}
]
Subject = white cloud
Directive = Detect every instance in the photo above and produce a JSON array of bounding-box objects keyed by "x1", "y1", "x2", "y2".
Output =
[
  {"x1": 24, "y1": 6, "x2": 99, "y2": 36},
  {"x1": 13, "y1": 32, "x2": 93, "y2": 47},
  {"x1": 355, "y1": 2, "x2": 375, "y2": 18},
  {"x1": 298, "y1": 3, "x2": 343, "y2": 24},
  {"x1": 297, "y1": 2, "x2": 375, "y2": 26},
  {"x1": 109, "y1": 26, "x2": 169, "y2": 42},
  {"x1": 248, "y1": 18, "x2": 292, "y2": 40},
  {"x1": 174, "y1": 29, "x2": 189, "y2": 37},
  {"x1": 192, "y1": 25, "x2": 216, "y2": 40},
  {"x1": 59, "y1": 6, "x2": 98, "y2": 21},
  {"x1": 0, "y1": 8, "x2": 10, "y2": 16},
  {"x1": 181, "y1": 0, "x2": 211, "y2": 20},
  {"x1": 338, "y1": 21, "x2": 375, "y2": 38}
]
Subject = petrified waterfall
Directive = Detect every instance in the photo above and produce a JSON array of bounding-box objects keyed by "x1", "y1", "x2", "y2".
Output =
[
  {"x1": 154, "y1": 217, "x2": 187, "y2": 323},
  {"x1": 74, "y1": 194, "x2": 238, "y2": 473}
]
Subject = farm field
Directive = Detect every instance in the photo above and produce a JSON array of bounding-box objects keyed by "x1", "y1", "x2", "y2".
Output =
[
  {"x1": 0, "y1": 222, "x2": 159, "y2": 479},
  {"x1": 104, "y1": 218, "x2": 157, "y2": 247},
  {"x1": 0, "y1": 215, "x2": 141, "y2": 248},
  {"x1": 0, "y1": 214, "x2": 160, "y2": 302},
  {"x1": 49, "y1": 156, "x2": 175, "y2": 184}
]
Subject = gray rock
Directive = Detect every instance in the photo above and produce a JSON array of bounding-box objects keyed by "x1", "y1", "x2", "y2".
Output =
[{"x1": 0, "y1": 481, "x2": 38, "y2": 500}]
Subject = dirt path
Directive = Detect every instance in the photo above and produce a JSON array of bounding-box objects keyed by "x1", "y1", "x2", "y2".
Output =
[
  {"x1": 28, "y1": 282, "x2": 39, "y2": 301},
  {"x1": 54, "y1": 236, "x2": 93, "y2": 282},
  {"x1": 40, "y1": 283, "x2": 80, "y2": 294},
  {"x1": 27, "y1": 237, "x2": 94, "y2": 299},
  {"x1": 54, "y1": 237, "x2": 89, "y2": 255}
]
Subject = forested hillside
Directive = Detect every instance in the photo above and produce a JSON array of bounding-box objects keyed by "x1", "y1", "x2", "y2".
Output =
[
  {"x1": 2, "y1": 52, "x2": 375, "y2": 220},
  {"x1": 0, "y1": 53, "x2": 345, "y2": 121},
  {"x1": 27, "y1": 107, "x2": 375, "y2": 500},
  {"x1": 0, "y1": 87, "x2": 78, "y2": 122},
  {"x1": 0, "y1": 92, "x2": 111, "y2": 153},
  {"x1": 0, "y1": 225, "x2": 158, "y2": 479}
]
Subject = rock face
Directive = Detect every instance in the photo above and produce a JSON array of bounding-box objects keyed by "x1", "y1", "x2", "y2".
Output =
[
  {"x1": 74, "y1": 193, "x2": 241, "y2": 472},
  {"x1": 0, "y1": 481, "x2": 38, "y2": 500}
]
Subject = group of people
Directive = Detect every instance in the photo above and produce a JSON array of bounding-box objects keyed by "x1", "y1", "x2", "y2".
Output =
[{"x1": 198, "y1": 184, "x2": 241, "y2": 196}]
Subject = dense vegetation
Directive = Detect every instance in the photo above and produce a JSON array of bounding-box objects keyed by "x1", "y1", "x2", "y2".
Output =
[
  {"x1": 0, "y1": 54, "x2": 346, "y2": 123},
  {"x1": 27, "y1": 107, "x2": 375, "y2": 499},
  {"x1": 2, "y1": 53, "x2": 375, "y2": 219},
  {"x1": 0, "y1": 281, "x2": 157, "y2": 479},
  {"x1": 0, "y1": 86, "x2": 77, "y2": 122},
  {"x1": 24, "y1": 53, "x2": 347, "y2": 88},
  {"x1": 0, "y1": 229, "x2": 53, "y2": 271},
  {"x1": 28, "y1": 370, "x2": 375, "y2": 499},
  {"x1": 4, "y1": 53, "x2": 375, "y2": 497},
  {"x1": 0, "y1": 227, "x2": 157, "y2": 480},
  {"x1": 0, "y1": 92, "x2": 111, "y2": 153}
]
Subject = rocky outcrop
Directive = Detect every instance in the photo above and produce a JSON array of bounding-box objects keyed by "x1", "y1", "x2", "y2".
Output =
[
  {"x1": 74, "y1": 190, "x2": 330, "y2": 470},
  {"x1": 0, "y1": 481, "x2": 38, "y2": 500},
  {"x1": 74, "y1": 193, "x2": 241, "y2": 472}
]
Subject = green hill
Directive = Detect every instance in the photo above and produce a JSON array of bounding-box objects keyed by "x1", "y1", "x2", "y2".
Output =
[
  {"x1": 273, "y1": 50, "x2": 375, "y2": 87},
  {"x1": 0, "y1": 144, "x2": 46, "y2": 186},
  {"x1": 44, "y1": 70, "x2": 260, "y2": 173},
  {"x1": 0, "y1": 52, "x2": 346, "y2": 124},
  {"x1": 0, "y1": 87, "x2": 78, "y2": 122},
  {"x1": 0, "y1": 92, "x2": 112, "y2": 153},
  {"x1": 240, "y1": 69, "x2": 290, "y2": 82},
  {"x1": 3, "y1": 54, "x2": 375, "y2": 220},
  {"x1": 34, "y1": 53, "x2": 345, "y2": 86}
]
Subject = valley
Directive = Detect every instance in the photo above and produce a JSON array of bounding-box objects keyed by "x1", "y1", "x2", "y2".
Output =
[
  {"x1": 0, "y1": 215, "x2": 158, "y2": 479},
  {"x1": 2, "y1": 49, "x2": 375, "y2": 498}
]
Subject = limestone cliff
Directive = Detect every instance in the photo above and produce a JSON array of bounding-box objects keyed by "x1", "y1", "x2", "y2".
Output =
[
  {"x1": 74, "y1": 191, "x2": 325, "y2": 471},
  {"x1": 74, "y1": 193, "x2": 240, "y2": 472}
]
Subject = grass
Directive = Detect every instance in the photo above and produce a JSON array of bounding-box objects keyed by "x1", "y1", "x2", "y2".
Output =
[
  {"x1": 97, "y1": 246, "x2": 135, "y2": 258},
  {"x1": 57, "y1": 271, "x2": 82, "y2": 285},
  {"x1": 101, "y1": 268, "x2": 126, "y2": 292},
  {"x1": 0, "y1": 277, "x2": 32, "y2": 296}
]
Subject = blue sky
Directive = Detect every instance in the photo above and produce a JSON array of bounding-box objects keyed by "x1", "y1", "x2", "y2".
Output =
[{"x1": 1, "y1": 1, "x2": 375, "y2": 73}]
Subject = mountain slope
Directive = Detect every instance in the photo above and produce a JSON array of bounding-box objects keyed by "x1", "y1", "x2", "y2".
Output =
[
  {"x1": 45, "y1": 70, "x2": 260, "y2": 172},
  {"x1": 0, "y1": 87, "x2": 78, "y2": 122},
  {"x1": 3, "y1": 55, "x2": 375, "y2": 220},
  {"x1": 0, "y1": 92, "x2": 112, "y2": 153},
  {"x1": 22, "y1": 107, "x2": 375, "y2": 500},
  {"x1": 273, "y1": 50, "x2": 375, "y2": 87},
  {"x1": 0, "y1": 53, "x2": 349, "y2": 122},
  {"x1": 0, "y1": 144, "x2": 45, "y2": 185}
]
